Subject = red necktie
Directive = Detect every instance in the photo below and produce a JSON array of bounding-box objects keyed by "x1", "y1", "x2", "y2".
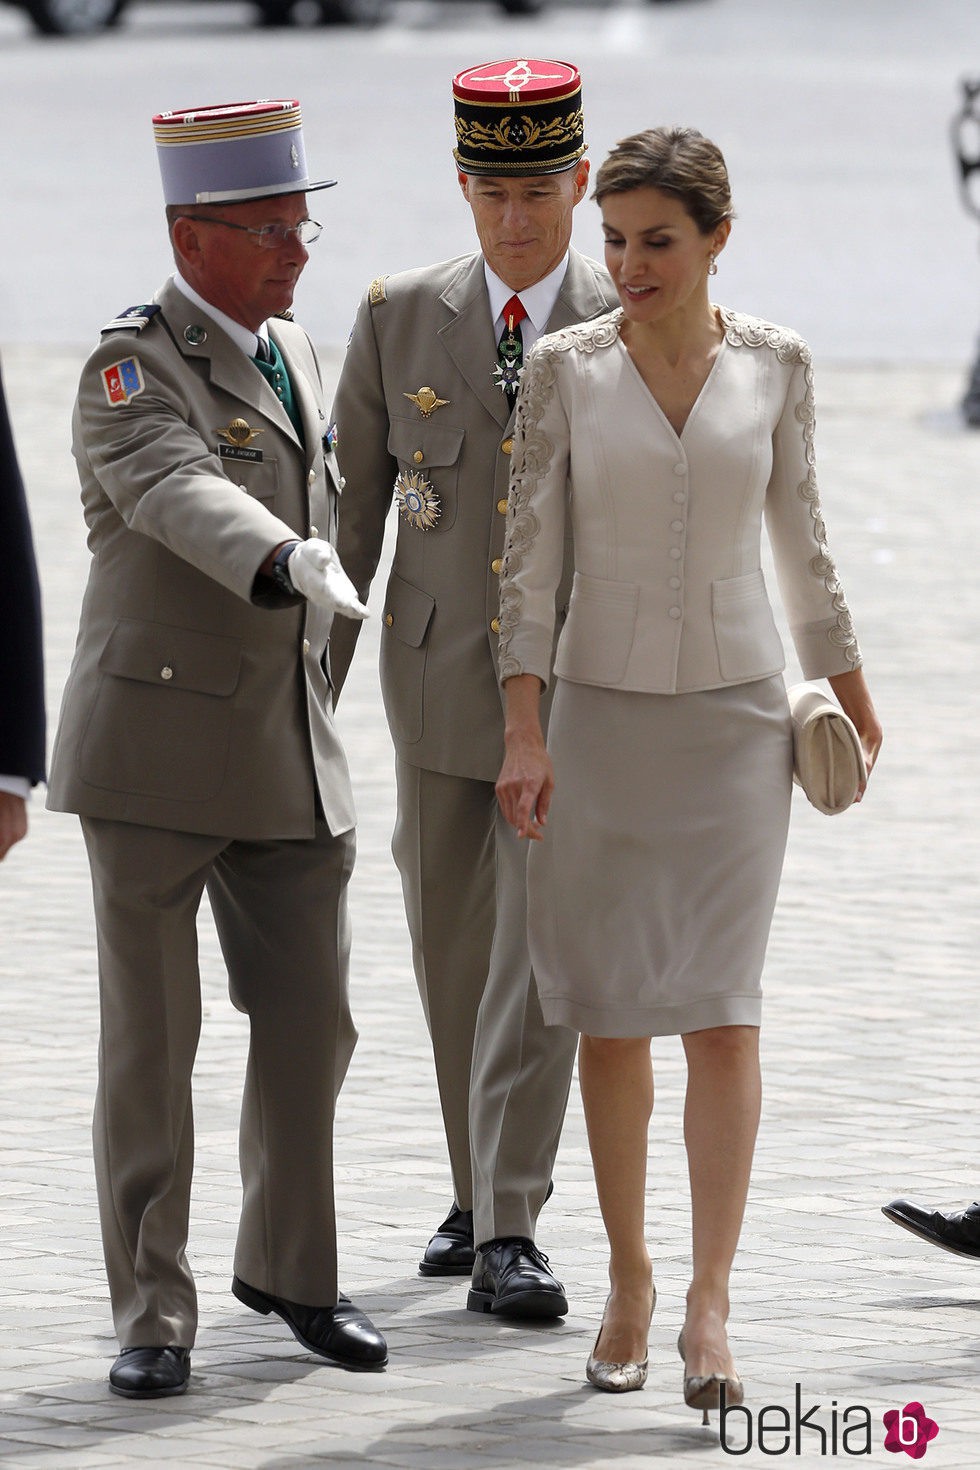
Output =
[{"x1": 497, "y1": 295, "x2": 528, "y2": 404}]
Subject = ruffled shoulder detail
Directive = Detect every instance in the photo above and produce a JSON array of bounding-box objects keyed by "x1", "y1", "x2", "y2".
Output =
[
  {"x1": 529, "y1": 308, "x2": 624, "y2": 363},
  {"x1": 718, "y1": 307, "x2": 810, "y2": 367}
]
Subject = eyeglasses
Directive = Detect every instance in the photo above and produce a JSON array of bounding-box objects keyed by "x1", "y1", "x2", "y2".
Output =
[{"x1": 179, "y1": 216, "x2": 323, "y2": 248}]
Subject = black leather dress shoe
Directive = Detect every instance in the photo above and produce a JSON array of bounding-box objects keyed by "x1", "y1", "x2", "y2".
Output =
[
  {"x1": 419, "y1": 1203, "x2": 475, "y2": 1277},
  {"x1": 108, "y1": 1346, "x2": 190, "y2": 1398},
  {"x1": 232, "y1": 1277, "x2": 387, "y2": 1369},
  {"x1": 883, "y1": 1198, "x2": 980, "y2": 1259},
  {"x1": 467, "y1": 1237, "x2": 568, "y2": 1319}
]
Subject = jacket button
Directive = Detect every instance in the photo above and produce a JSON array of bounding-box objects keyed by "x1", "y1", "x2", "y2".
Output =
[
  {"x1": 491, "y1": 557, "x2": 503, "y2": 574},
  {"x1": 673, "y1": 462, "x2": 687, "y2": 476},
  {"x1": 501, "y1": 437, "x2": 514, "y2": 454},
  {"x1": 669, "y1": 546, "x2": 682, "y2": 560},
  {"x1": 669, "y1": 576, "x2": 681, "y2": 590},
  {"x1": 671, "y1": 520, "x2": 684, "y2": 532},
  {"x1": 385, "y1": 612, "x2": 394, "y2": 627},
  {"x1": 673, "y1": 490, "x2": 686, "y2": 503},
  {"x1": 308, "y1": 469, "x2": 316, "y2": 485},
  {"x1": 490, "y1": 617, "x2": 501, "y2": 633},
  {"x1": 303, "y1": 638, "x2": 311, "y2": 654},
  {"x1": 160, "y1": 665, "x2": 174, "y2": 681},
  {"x1": 497, "y1": 498, "x2": 508, "y2": 514},
  {"x1": 413, "y1": 450, "x2": 424, "y2": 464},
  {"x1": 668, "y1": 606, "x2": 682, "y2": 619}
]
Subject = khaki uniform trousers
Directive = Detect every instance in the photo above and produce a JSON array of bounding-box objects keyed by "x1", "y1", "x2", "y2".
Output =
[
  {"x1": 81, "y1": 816, "x2": 357, "y2": 1349},
  {"x1": 392, "y1": 760, "x2": 577, "y2": 1248}
]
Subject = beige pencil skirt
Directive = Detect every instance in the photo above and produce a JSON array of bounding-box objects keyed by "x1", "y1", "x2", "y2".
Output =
[{"x1": 527, "y1": 674, "x2": 793, "y2": 1038}]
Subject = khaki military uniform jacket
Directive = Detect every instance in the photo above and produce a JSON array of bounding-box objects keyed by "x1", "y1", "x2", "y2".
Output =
[
  {"x1": 48, "y1": 278, "x2": 354, "y2": 838},
  {"x1": 330, "y1": 250, "x2": 618, "y2": 783}
]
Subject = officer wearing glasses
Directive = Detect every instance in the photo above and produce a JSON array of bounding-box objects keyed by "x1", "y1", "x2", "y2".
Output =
[{"x1": 47, "y1": 99, "x2": 386, "y2": 1399}]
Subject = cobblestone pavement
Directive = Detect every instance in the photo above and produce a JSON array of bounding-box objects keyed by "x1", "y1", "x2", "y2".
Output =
[{"x1": 1, "y1": 345, "x2": 978, "y2": 1467}]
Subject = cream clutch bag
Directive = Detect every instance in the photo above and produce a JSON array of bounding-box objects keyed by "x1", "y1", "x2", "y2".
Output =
[{"x1": 787, "y1": 682, "x2": 866, "y2": 815}]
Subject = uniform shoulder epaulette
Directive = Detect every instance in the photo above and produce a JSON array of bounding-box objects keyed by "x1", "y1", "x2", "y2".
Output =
[
  {"x1": 102, "y1": 304, "x2": 161, "y2": 334},
  {"x1": 368, "y1": 276, "x2": 388, "y2": 306}
]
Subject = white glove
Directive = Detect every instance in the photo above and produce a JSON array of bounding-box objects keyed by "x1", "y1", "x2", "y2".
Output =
[{"x1": 287, "y1": 539, "x2": 369, "y2": 621}]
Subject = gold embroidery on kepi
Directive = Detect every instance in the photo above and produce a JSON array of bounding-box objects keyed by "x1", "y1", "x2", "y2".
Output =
[
  {"x1": 217, "y1": 417, "x2": 265, "y2": 448},
  {"x1": 394, "y1": 469, "x2": 441, "y2": 530},
  {"x1": 404, "y1": 386, "x2": 450, "y2": 418},
  {"x1": 452, "y1": 59, "x2": 585, "y2": 177}
]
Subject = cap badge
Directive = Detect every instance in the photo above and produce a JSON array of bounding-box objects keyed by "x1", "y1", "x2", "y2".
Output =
[
  {"x1": 184, "y1": 324, "x2": 208, "y2": 346},
  {"x1": 481, "y1": 60, "x2": 567, "y2": 98},
  {"x1": 403, "y1": 386, "x2": 450, "y2": 418},
  {"x1": 218, "y1": 417, "x2": 265, "y2": 448},
  {"x1": 394, "y1": 469, "x2": 441, "y2": 531},
  {"x1": 290, "y1": 144, "x2": 300, "y2": 169}
]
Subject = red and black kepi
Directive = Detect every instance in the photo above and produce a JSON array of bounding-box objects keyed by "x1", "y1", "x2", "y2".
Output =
[{"x1": 452, "y1": 58, "x2": 585, "y2": 176}]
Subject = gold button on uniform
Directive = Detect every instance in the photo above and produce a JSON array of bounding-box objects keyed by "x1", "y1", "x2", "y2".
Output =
[
  {"x1": 497, "y1": 498, "x2": 508, "y2": 514},
  {"x1": 501, "y1": 438, "x2": 514, "y2": 454},
  {"x1": 308, "y1": 469, "x2": 316, "y2": 485},
  {"x1": 310, "y1": 525, "x2": 319, "y2": 537},
  {"x1": 413, "y1": 450, "x2": 424, "y2": 464},
  {"x1": 491, "y1": 558, "x2": 502, "y2": 574},
  {"x1": 303, "y1": 638, "x2": 311, "y2": 654},
  {"x1": 490, "y1": 617, "x2": 500, "y2": 634},
  {"x1": 160, "y1": 666, "x2": 173, "y2": 681},
  {"x1": 385, "y1": 612, "x2": 394, "y2": 627}
]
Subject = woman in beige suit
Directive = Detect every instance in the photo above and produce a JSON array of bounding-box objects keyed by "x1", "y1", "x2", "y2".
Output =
[{"x1": 495, "y1": 129, "x2": 881, "y2": 1410}]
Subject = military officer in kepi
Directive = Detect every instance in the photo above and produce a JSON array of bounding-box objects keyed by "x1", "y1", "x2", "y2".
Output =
[
  {"x1": 47, "y1": 99, "x2": 387, "y2": 1398},
  {"x1": 329, "y1": 59, "x2": 618, "y2": 1320}
]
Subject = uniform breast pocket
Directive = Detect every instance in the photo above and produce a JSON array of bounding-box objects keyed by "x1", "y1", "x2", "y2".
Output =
[
  {"x1": 78, "y1": 618, "x2": 243, "y2": 802},
  {"x1": 387, "y1": 416, "x2": 464, "y2": 531},
  {"x1": 220, "y1": 449, "x2": 281, "y2": 509},
  {"x1": 711, "y1": 569, "x2": 785, "y2": 682}
]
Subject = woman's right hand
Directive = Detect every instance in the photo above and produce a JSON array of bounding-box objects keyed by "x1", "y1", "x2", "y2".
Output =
[
  {"x1": 496, "y1": 729, "x2": 554, "y2": 841},
  {"x1": 497, "y1": 673, "x2": 553, "y2": 840}
]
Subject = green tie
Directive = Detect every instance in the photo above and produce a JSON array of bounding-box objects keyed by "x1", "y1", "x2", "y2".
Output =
[{"x1": 253, "y1": 337, "x2": 304, "y2": 445}]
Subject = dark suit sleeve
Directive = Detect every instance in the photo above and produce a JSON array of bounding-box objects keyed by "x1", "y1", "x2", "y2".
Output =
[{"x1": 0, "y1": 361, "x2": 46, "y2": 785}]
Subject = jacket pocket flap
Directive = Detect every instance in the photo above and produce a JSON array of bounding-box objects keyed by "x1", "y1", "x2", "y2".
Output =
[
  {"x1": 99, "y1": 619, "x2": 243, "y2": 696},
  {"x1": 383, "y1": 573, "x2": 435, "y2": 649},
  {"x1": 387, "y1": 416, "x2": 464, "y2": 469}
]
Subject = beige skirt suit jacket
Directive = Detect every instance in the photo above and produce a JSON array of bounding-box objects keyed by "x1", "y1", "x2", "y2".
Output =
[{"x1": 498, "y1": 307, "x2": 864, "y2": 1037}]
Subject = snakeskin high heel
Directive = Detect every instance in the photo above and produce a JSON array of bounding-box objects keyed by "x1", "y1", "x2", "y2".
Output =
[
  {"x1": 585, "y1": 1285, "x2": 656, "y2": 1394},
  {"x1": 678, "y1": 1328, "x2": 744, "y2": 1423}
]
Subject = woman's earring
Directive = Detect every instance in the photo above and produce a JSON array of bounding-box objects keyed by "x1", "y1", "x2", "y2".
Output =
[{"x1": 708, "y1": 254, "x2": 718, "y2": 276}]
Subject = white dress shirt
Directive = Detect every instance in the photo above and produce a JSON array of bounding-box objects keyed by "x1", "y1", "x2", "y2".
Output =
[{"x1": 484, "y1": 257, "x2": 569, "y2": 354}]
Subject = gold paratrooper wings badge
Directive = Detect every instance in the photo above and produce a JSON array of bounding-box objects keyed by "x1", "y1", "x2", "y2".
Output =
[{"x1": 403, "y1": 386, "x2": 450, "y2": 418}]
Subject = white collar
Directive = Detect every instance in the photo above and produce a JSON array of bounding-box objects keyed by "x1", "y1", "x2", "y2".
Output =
[
  {"x1": 172, "y1": 272, "x2": 270, "y2": 358},
  {"x1": 483, "y1": 256, "x2": 569, "y2": 334}
]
